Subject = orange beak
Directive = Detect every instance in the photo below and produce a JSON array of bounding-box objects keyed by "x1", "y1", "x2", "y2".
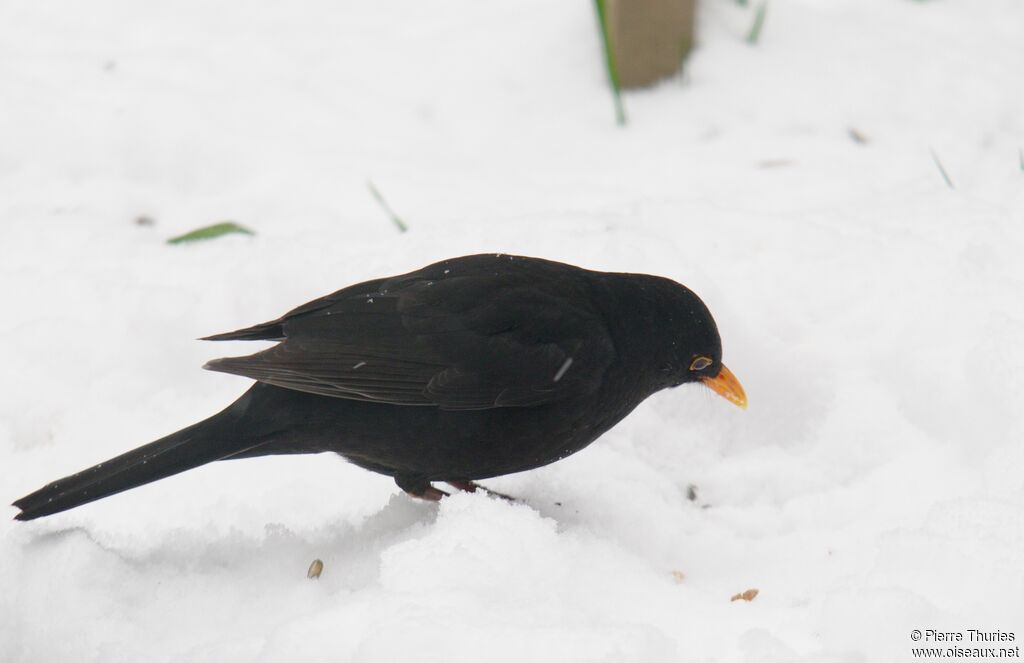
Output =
[{"x1": 701, "y1": 363, "x2": 747, "y2": 409}]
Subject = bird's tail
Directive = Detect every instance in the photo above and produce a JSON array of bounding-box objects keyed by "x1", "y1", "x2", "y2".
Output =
[{"x1": 12, "y1": 405, "x2": 263, "y2": 521}]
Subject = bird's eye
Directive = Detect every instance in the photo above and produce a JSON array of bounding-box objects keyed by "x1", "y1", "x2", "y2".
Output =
[{"x1": 689, "y1": 356, "x2": 712, "y2": 372}]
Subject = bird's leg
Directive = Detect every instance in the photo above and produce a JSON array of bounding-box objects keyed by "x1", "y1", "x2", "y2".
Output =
[
  {"x1": 413, "y1": 485, "x2": 448, "y2": 501},
  {"x1": 447, "y1": 480, "x2": 517, "y2": 502},
  {"x1": 395, "y1": 475, "x2": 448, "y2": 501}
]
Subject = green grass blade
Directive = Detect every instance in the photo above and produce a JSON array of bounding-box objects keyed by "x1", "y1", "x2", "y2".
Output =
[
  {"x1": 594, "y1": 0, "x2": 627, "y2": 126},
  {"x1": 929, "y1": 148, "x2": 955, "y2": 189},
  {"x1": 747, "y1": 2, "x2": 768, "y2": 45},
  {"x1": 367, "y1": 180, "x2": 409, "y2": 233},
  {"x1": 167, "y1": 221, "x2": 255, "y2": 245}
]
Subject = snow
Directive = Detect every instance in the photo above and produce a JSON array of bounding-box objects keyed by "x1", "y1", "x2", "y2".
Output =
[{"x1": 2, "y1": 0, "x2": 1023, "y2": 660}]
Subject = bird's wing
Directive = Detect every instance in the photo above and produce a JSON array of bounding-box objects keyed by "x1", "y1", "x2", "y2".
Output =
[{"x1": 203, "y1": 260, "x2": 616, "y2": 410}]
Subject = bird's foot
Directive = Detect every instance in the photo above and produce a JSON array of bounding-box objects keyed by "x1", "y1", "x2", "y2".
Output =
[
  {"x1": 395, "y1": 475, "x2": 449, "y2": 501},
  {"x1": 395, "y1": 476, "x2": 516, "y2": 502},
  {"x1": 447, "y1": 480, "x2": 517, "y2": 502},
  {"x1": 413, "y1": 485, "x2": 449, "y2": 501}
]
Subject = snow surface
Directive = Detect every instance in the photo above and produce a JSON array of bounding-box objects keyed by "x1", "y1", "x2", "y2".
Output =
[{"x1": 2, "y1": 0, "x2": 1023, "y2": 661}]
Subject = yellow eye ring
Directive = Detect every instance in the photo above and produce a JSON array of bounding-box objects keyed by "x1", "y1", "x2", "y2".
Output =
[{"x1": 689, "y1": 356, "x2": 712, "y2": 371}]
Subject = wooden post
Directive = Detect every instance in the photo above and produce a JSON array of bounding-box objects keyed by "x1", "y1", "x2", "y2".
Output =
[{"x1": 604, "y1": 0, "x2": 696, "y2": 89}]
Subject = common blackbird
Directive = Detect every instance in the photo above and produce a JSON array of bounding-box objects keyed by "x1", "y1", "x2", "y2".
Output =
[{"x1": 13, "y1": 254, "x2": 745, "y2": 520}]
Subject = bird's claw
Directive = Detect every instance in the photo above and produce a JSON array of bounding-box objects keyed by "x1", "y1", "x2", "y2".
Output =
[
  {"x1": 412, "y1": 485, "x2": 448, "y2": 501},
  {"x1": 447, "y1": 480, "x2": 517, "y2": 502}
]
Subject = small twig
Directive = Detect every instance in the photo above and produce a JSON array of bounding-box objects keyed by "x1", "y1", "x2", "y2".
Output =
[
  {"x1": 929, "y1": 148, "x2": 954, "y2": 189},
  {"x1": 747, "y1": 2, "x2": 768, "y2": 45},
  {"x1": 366, "y1": 180, "x2": 409, "y2": 233}
]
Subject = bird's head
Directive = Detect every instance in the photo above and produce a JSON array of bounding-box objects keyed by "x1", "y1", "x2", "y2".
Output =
[{"x1": 649, "y1": 278, "x2": 748, "y2": 409}]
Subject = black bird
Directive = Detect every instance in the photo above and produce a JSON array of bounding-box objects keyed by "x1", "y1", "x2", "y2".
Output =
[{"x1": 12, "y1": 254, "x2": 745, "y2": 520}]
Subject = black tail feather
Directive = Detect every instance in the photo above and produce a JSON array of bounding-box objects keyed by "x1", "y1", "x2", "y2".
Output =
[
  {"x1": 200, "y1": 320, "x2": 284, "y2": 342},
  {"x1": 12, "y1": 410, "x2": 262, "y2": 521}
]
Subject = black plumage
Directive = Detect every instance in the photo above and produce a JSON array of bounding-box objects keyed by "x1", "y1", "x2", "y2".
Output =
[{"x1": 13, "y1": 254, "x2": 745, "y2": 520}]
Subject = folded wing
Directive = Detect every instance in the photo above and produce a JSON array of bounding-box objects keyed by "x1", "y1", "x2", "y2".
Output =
[{"x1": 203, "y1": 256, "x2": 615, "y2": 410}]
